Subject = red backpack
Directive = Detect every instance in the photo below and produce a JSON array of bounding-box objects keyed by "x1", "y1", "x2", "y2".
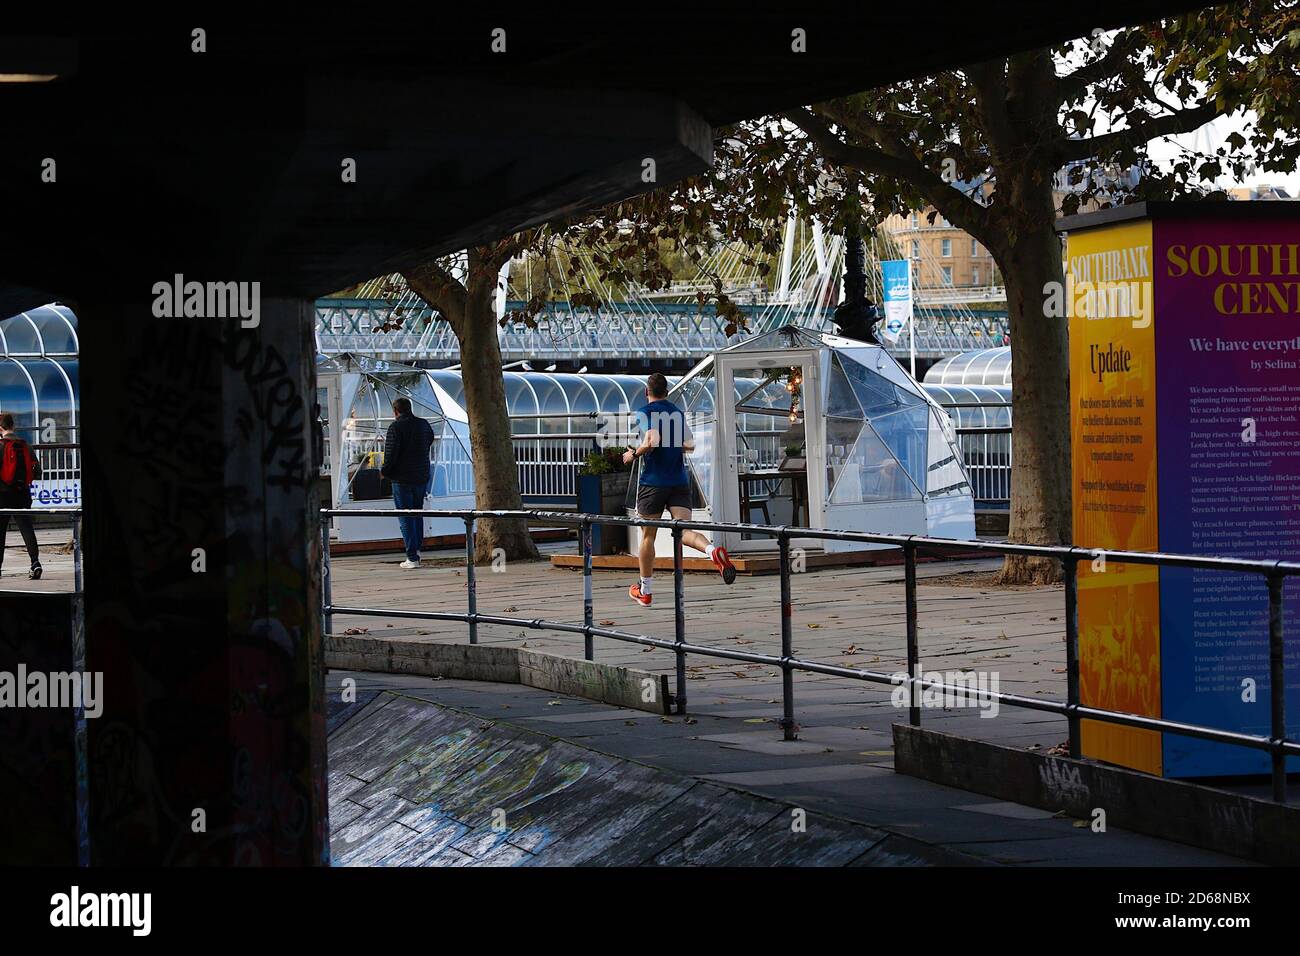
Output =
[{"x1": 0, "y1": 437, "x2": 37, "y2": 489}]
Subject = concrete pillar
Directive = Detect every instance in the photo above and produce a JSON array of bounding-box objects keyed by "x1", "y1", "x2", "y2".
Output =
[
  {"x1": 80, "y1": 297, "x2": 327, "y2": 865},
  {"x1": 0, "y1": 591, "x2": 85, "y2": 864}
]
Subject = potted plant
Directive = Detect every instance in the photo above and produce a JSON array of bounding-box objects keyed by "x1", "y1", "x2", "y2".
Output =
[{"x1": 576, "y1": 446, "x2": 631, "y2": 554}]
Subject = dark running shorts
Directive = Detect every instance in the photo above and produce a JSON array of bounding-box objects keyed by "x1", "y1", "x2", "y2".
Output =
[{"x1": 636, "y1": 484, "x2": 692, "y2": 516}]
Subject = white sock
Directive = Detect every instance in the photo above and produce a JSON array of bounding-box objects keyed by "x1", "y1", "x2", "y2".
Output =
[
  {"x1": 639, "y1": 576, "x2": 653, "y2": 595},
  {"x1": 706, "y1": 545, "x2": 719, "y2": 559}
]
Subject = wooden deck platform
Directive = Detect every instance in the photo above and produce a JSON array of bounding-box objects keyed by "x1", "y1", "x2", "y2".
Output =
[{"x1": 549, "y1": 545, "x2": 990, "y2": 575}]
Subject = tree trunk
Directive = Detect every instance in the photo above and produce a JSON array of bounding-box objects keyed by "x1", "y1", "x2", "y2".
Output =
[
  {"x1": 992, "y1": 203, "x2": 1072, "y2": 584},
  {"x1": 456, "y1": 282, "x2": 541, "y2": 564}
]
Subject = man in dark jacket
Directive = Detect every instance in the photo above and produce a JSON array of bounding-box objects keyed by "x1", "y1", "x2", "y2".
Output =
[
  {"x1": 0, "y1": 413, "x2": 42, "y2": 580},
  {"x1": 380, "y1": 397, "x2": 436, "y2": 568}
]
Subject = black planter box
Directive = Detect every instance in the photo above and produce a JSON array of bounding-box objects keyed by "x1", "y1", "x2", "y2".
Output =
[{"x1": 577, "y1": 472, "x2": 630, "y2": 555}]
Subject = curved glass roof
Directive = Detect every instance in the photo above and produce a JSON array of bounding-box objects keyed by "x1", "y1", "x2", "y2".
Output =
[
  {"x1": 320, "y1": 355, "x2": 665, "y2": 504},
  {"x1": 922, "y1": 384, "x2": 1012, "y2": 428},
  {"x1": 0, "y1": 307, "x2": 79, "y2": 442},
  {"x1": 423, "y1": 369, "x2": 650, "y2": 428},
  {"x1": 923, "y1": 347, "x2": 1011, "y2": 386},
  {"x1": 0, "y1": 304, "x2": 78, "y2": 358}
]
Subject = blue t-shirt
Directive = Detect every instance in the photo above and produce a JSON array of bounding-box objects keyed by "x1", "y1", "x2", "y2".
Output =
[{"x1": 635, "y1": 399, "x2": 692, "y2": 487}]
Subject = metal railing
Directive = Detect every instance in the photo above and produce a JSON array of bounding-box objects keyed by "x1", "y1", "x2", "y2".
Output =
[
  {"x1": 29, "y1": 443, "x2": 82, "y2": 509},
  {"x1": 954, "y1": 427, "x2": 1011, "y2": 507},
  {"x1": 313, "y1": 298, "x2": 1010, "y2": 362},
  {"x1": 321, "y1": 507, "x2": 1300, "y2": 803}
]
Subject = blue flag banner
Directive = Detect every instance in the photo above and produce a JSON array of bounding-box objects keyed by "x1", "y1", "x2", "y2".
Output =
[{"x1": 880, "y1": 259, "x2": 913, "y2": 344}]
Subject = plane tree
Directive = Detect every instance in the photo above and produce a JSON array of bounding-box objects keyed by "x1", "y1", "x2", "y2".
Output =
[{"x1": 399, "y1": 3, "x2": 1300, "y2": 573}]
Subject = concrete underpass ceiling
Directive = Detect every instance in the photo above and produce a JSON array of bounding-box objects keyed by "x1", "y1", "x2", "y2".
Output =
[{"x1": 0, "y1": 5, "x2": 1203, "y2": 313}]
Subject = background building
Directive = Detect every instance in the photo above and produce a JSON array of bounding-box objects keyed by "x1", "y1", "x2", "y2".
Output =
[
  {"x1": 882, "y1": 178, "x2": 1000, "y2": 295},
  {"x1": 1227, "y1": 184, "x2": 1294, "y2": 201}
]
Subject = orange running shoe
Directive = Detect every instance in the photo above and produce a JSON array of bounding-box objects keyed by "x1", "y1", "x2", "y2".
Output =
[
  {"x1": 629, "y1": 582, "x2": 653, "y2": 607},
  {"x1": 711, "y1": 547, "x2": 737, "y2": 584}
]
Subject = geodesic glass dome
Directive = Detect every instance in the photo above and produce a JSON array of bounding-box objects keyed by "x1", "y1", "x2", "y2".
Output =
[{"x1": 630, "y1": 325, "x2": 975, "y2": 554}]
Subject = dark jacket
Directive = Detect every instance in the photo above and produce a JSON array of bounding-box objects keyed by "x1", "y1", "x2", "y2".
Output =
[{"x1": 381, "y1": 413, "x2": 435, "y2": 485}]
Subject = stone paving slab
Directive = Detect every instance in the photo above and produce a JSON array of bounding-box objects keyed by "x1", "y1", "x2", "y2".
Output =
[
  {"x1": 325, "y1": 671, "x2": 1248, "y2": 866},
  {"x1": 325, "y1": 683, "x2": 972, "y2": 867},
  {"x1": 0, "y1": 526, "x2": 77, "y2": 593}
]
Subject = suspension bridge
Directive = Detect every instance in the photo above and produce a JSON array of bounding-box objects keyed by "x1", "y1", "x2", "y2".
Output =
[{"x1": 314, "y1": 214, "x2": 1010, "y2": 365}]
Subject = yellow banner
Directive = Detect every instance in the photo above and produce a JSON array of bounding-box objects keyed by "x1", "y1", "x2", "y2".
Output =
[{"x1": 1067, "y1": 218, "x2": 1162, "y2": 774}]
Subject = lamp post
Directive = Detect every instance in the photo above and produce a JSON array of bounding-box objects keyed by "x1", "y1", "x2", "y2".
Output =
[{"x1": 832, "y1": 227, "x2": 881, "y2": 344}]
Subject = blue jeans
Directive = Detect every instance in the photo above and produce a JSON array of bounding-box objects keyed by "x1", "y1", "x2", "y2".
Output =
[{"x1": 392, "y1": 481, "x2": 425, "y2": 561}]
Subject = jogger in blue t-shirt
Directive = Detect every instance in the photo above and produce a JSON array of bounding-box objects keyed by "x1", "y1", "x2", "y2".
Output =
[{"x1": 623, "y1": 373, "x2": 735, "y2": 607}]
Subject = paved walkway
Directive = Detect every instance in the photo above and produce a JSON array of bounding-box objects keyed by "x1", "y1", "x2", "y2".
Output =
[
  {"x1": 0, "y1": 525, "x2": 76, "y2": 592},
  {"x1": 330, "y1": 543, "x2": 1071, "y2": 752},
  {"x1": 327, "y1": 671, "x2": 1245, "y2": 865},
  {"x1": 324, "y1": 542, "x2": 1253, "y2": 864}
]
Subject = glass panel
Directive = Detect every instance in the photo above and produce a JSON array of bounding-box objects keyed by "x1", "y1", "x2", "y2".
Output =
[
  {"x1": 735, "y1": 371, "x2": 793, "y2": 416},
  {"x1": 30, "y1": 307, "x2": 78, "y2": 355},
  {"x1": 57, "y1": 361, "x2": 79, "y2": 441},
  {"x1": 373, "y1": 379, "x2": 439, "y2": 422},
  {"x1": 672, "y1": 365, "x2": 715, "y2": 418},
  {"x1": 826, "y1": 356, "x2": 861, "y2": 418},
  {"x1": 567, "y1": 377, "x2": 600, "y2": 415},
  {"x1": 926, "y1": 407, "x2": 972, "y2": 497},
  {"x1": 504, "y1": 375, "x2": 539, "y2": 431},
  {"x1": 868, "y1": 405, "x2": 930, "y2": 494},
  {"x1": 428, "y1": 370, "x2": 466, "y2": 409},
  {"x1": 428, "y1": 417, "x2": 475, "y2": 498},
  {"x1": 0, "y1": 359, "x2": 36, "y2": 437},
  {"x1": 28, "y1": 360, "x2": 75, "y2": 441},
  {"x1": 730, "y1": 366, "x2": 806, "y2": 472},
  {"x1": 565, "y1": 377, "x2": 601, "y2": 443},
  {"x1": 823, "y1": 416, "x2": 862, "y2": 503},
  {"x1": 531, "y1": 375, "x2": 569, "y2": 434},
  {"x1": 0, "y1": 315, "x2": 41, "y2": 355},
  {"x1": 316, "y1": 386, "x2": 331, "y2": 478},
  {"x1": 339, "y1": 382, "x2": 387, "y2": 502},
  {"x1": 610, "y1": 376, "x2": 648, "y2": 411},
  {"x1": 732, "y1": 326, "x2": 821, "y2": 352},
  {"x1": 685, "y1": 417, "x2": 714, "y2": 508},
  {"x1": 839, "y1": 353, "x2": 918, "y2": 417},
  {"x1": 830, "y1": 424, "x2": 923, "y2": 503},
  {"x1": 405, "y1": 375, "x2": 446, "y2": 422},
  {"x1": 588, "y1": 376, "x2": 631, "y2": 416}
]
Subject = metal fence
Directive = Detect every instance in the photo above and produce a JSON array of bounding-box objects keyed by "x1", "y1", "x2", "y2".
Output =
[
  {"x1": 25, "y1": 431, "x2": 1012, "y2": 513},
  {"x1": 30, "y1": 443, "x2": 82, "y2": 509},
  {"x1": 322, "y1": 506, "x2": 1300, "y2": 803},
  {"x1": 954, "y1": 427, "x2": 1011, "y2": 507},
  {"x1": 313, "y1": 298, "x2": 1010, "y2": 362}
]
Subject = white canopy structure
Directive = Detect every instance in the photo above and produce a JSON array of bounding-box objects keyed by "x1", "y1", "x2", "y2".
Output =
[{"x1": 630, "y1": 326, "x2": 976, "y2": 556}]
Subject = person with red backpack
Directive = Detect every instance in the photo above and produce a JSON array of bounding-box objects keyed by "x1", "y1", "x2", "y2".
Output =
[{"x1": 0, "y1": 413, "x2": 42, "y2": 580}]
